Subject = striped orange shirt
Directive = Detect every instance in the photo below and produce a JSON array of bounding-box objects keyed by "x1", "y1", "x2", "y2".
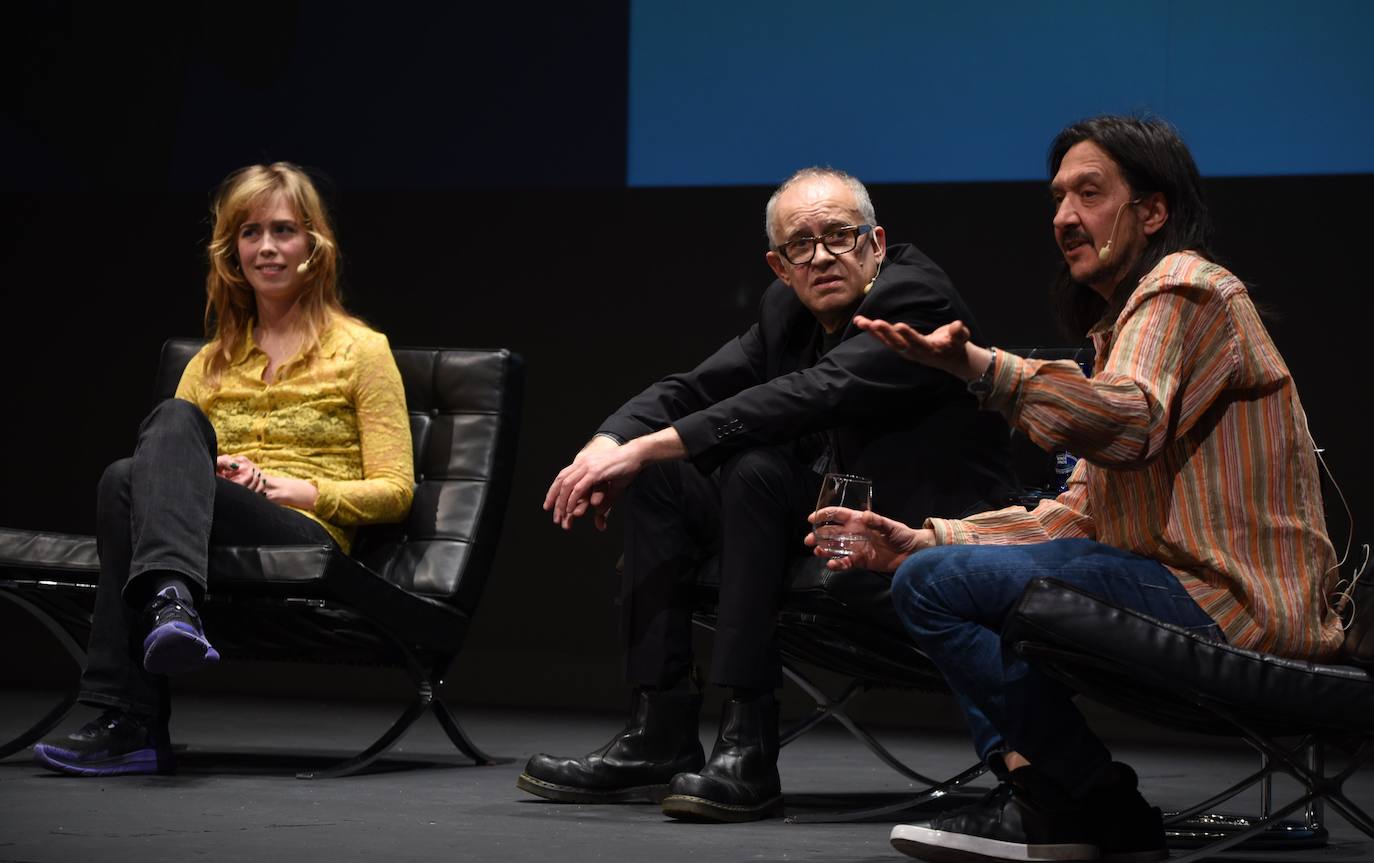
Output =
[{"x1": 927, "y1": 252, "x2": 1344, "y2": 660}]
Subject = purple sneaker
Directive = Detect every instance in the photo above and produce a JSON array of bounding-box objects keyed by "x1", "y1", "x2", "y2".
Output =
[
  {"x1": 141, "y1": 588, "x2": 220, "y2": 675},
  {"x1": 33, "y1": 709, "x2": 174, "y2": 776}
]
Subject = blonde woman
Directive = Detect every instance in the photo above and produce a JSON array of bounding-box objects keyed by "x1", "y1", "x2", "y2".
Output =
[{"x1": 35, "y1": 163, "x2": 414, "y2": 776}]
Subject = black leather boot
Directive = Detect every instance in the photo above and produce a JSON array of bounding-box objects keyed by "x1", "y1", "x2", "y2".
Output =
[
  {"x1": 517, "y1": 688, "x2": 704, "y2": 803},
  {"x1": 661, "y1": 692, "x2": 783, "y2": 822}
]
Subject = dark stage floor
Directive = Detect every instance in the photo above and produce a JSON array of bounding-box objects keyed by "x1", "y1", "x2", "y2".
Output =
[{"x1": 1, "y1": 689, "x2": 1370, "y2": 862}]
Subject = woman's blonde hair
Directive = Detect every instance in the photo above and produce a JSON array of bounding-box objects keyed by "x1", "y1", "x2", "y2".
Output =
[{"x1": 203, "y1": 162, "x2": 351, "y2": 381}]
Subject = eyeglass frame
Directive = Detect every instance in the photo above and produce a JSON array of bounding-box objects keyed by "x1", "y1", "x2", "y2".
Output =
[{"x1": 772, "y1": 224, "x2": 875, "y2": 265}]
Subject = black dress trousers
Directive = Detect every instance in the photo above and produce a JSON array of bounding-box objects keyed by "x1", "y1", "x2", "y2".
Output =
[{"x1": 620, "y1": 445, "x2": 822, "y2": 691}]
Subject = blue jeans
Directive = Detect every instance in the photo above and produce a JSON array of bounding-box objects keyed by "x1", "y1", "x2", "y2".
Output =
[{"x1": 891, "y1": 538, "x2": 1223, "y2": 795}]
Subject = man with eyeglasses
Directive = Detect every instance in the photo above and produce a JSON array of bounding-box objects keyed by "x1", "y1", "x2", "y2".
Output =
[{"x1": 522, "y1": 167, "x2": 1017, "y2": 821}]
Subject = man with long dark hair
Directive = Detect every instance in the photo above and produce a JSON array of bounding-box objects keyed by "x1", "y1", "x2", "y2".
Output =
[
  {"x1": 1046, "y1": 116, "x2": 1221, "y2": 339},
  {"x1": 810, "y1": 116, "x2": 1342, "y2": 862}
]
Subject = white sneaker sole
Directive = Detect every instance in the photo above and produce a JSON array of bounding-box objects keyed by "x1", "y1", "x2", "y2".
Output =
[{"x1": 890, "y1": 824, "x2": 1099, "y2": 863}]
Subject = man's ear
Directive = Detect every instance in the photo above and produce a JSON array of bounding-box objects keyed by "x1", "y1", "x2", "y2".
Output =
[
  {"x1": 765, "y1": 250, "x2": 791, "y2": 285},
  {"x1": 871, "y1": 225, "x2": 887, "y2": 262},
  {"x1": 1140, "y1": 192, "x2": 1168, "y2": 237}
]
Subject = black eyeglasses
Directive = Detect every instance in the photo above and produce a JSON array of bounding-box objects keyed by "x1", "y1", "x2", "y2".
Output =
[{"x1": 774, "y1": 224, "x2": 873, "y2": 265}]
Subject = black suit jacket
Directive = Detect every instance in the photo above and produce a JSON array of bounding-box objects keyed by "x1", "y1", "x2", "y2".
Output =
[{"x1": 598, "y1": 243, "x2": 1016, "y2": 526}]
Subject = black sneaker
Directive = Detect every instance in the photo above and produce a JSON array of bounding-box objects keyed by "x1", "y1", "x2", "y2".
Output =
[
  {"x1": 1087, "y1": 763, "x2": 1168, "y2": 863},
  {"x1": 141, "y1": 587, "x2": 219, "y2": 675},
  {"x1": 33, "y1": 710, "x2": 173, "y2": 777},
  {"x1": 890, "y1": 766, "x2": 1098, "y2": 863}
]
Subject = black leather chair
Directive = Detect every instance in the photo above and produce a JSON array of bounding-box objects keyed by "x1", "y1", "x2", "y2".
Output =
[
  {"x1": 0, "y1": 339, "x2": 524, "y2": 778},
  {"x1": 1004, "y1": 576, "x2": 1374, "y2": 859}
]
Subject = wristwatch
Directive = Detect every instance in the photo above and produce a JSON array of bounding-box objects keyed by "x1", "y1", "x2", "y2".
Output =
[{"x1": 967, "y1": 347, "x2": 997, "y2": 397}]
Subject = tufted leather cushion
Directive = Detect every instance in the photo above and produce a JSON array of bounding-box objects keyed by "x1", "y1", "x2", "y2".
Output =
[
  {"x1": 204, "y1": 544, "x2": 466, "y2": 652},
  {"x1": 1004, "y1": 578, "x2": 1374, "y2": 737},
  {"x1": 0, "y1": 527, "x2": 99, "y2": 575},
  {"x1": 0, "y1": 526, "x2": 467, "y2": 653},
  {"x1": 156, "y1": 340, "x2": 523, "y2": 615}
]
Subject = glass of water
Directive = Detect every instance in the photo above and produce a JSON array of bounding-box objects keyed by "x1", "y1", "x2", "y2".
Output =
[{"x1": 814, "y1": 473, "x2": 873, "y2": 558}]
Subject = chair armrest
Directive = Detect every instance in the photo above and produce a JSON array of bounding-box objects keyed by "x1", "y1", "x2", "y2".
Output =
[
  {"x1": 1004, "y1": 577, "x2": 1374, "y2": 734},
  {"x1": 0, "y1": 528, "x2": 100, "y2": 578}
]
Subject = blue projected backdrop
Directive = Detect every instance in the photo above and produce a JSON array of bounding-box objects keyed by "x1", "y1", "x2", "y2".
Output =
[{"x1": 628, "y1": 1, "x2": 1374, "y2": 186}]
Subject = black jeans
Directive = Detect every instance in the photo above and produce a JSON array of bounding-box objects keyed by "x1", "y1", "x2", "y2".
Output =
[
  {"x1": 620, "y1": 446, "x2": 822, "y2": 691},
  {"x1": 79, "y1": 399, "x2": 333, "y2": 719}
]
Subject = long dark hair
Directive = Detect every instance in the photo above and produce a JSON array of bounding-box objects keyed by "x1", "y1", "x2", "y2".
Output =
[{"x1": 1048, "y1": 116, "x2": 1218, "y2": 338}]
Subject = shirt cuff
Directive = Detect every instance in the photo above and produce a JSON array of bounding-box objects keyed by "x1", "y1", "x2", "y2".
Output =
[
  {"x1": 979, "y1": 347, "x2": 1023, "y2": 414},
  {"x1": 924, "y1": 516, "x2": 978, "y2": 546}
]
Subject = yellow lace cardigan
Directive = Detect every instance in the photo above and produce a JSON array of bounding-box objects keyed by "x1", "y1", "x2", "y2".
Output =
[{"x1": 175, "y1": 317, "x2": 414, "y2": 552}]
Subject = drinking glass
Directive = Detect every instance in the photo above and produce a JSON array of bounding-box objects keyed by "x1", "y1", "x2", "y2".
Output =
[{"x1": 814, "y1": 473, "x2": 873, "y2": 558}]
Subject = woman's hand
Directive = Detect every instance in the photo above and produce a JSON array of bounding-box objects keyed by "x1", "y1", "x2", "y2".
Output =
[
  {"x1": 262, "y1": 476, "x2": 319, "y2": 510},
  {"x1": 217, "y1": 455, "x2": 267, "y2": 494},
  {"x1": 216, "y1": 455, "x2": 318, "y2": 510},
  {"x1": 804, "y1": 506, "x2": 936, "y2": 572}
]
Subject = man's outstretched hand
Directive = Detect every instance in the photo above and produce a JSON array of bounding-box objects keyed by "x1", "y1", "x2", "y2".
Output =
[{"x1": 854, "y1": 316, "x2": 988, "y2": 382}]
